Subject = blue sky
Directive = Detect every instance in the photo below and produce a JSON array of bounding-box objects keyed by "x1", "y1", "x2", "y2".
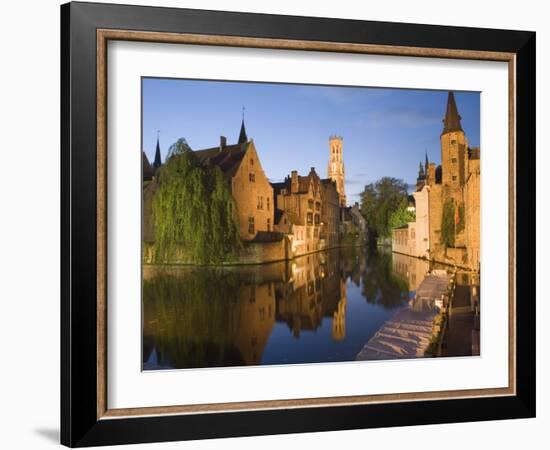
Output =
[{"x1": 142, "y1": 78, "x2": 480, "y2": 203}]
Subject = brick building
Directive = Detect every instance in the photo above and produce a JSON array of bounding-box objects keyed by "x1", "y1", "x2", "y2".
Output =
[
  {"x1": 394, "y1": 92, "x2": 480, "y2": 271},
  {"x1": 193, "y1": 121, "x2": 274, "y2": 242}
]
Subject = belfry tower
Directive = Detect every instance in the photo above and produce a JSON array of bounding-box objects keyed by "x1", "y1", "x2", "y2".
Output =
[{"x1": 328, "y1": 136, "x2": 346, "y2": 207}]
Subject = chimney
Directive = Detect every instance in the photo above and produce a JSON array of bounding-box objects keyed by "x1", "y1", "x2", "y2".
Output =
[
  {"x1": 291, "y1": 170, "x2": 299, "y2": 193},
  {"x1": 219, "y1": 136, "x2": 227, "y2": 152}
]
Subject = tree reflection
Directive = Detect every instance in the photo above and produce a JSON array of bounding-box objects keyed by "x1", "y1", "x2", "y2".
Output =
[
  {"x1": 142, "y1": 248, "x2": 413, "y2": 370},
  {"x1": 361, "y1": 251, "x2": 409, "y2": 309}
]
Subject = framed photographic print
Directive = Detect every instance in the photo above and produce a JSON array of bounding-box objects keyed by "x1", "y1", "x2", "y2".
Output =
[{"x1": 60, "y1": 1, "x2": 536, "y2": 447}]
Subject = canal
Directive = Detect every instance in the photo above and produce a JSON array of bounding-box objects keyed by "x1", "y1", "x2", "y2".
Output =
[{"x1": 142, "y1": 248, "x2": 440, "y2": 370}]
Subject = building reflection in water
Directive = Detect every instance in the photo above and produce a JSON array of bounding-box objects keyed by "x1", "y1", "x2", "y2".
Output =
[
  {"x1": 276, "y1": 252, "x2": 347, "y2": 341},
  {"x1": 391, "y1": 252, "x2": 430, "y2": 293},
  {"x1": 143, "y1": 247, "x2": 415, "y2": 370}
]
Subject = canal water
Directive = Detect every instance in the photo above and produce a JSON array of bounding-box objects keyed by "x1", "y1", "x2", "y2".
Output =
[{"x1": 142, "y1": 248, "x2": 434, "y2": 370}]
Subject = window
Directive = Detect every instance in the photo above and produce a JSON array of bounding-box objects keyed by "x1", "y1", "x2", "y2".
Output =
[
  {"x1": 257, "y1": 196, "x2": 263, "y2": 210},
  {"x1": 249, "y1": 173, "x2": 255, "y2": 182},
  {"x1": 452, "y1": 175, "x2": 457, "y2": 181},
  {"x1": 451, "y1": 157, "x2": 457, "y2": 163},
  {"x1": 314, "y1": 214, "x2": 320, "y2": 225},
  {"x1": 308, "y1": 199, "x2": 314, "y2": 210},
  {"x1": 266, "y1": 197, "x2": 270, "y2": 211},
  {"x1": 250, "y1": 158, "x2": 254, "y2": 166},
  {"x1": 451, "y1": 139, "x2": 457, "y2": 145},
  {"x1": 307, "y1": 212, "x2": 313, "y2": 225},
  {"x1": 267, "y1": 218, "x2": 271, "y2": 231},
  {"x1": 248, "y1": 217, "x2": 255, "y2": 234},
  {"x1": 315, "y1": 201, "x2": 321, "y2": 211}
]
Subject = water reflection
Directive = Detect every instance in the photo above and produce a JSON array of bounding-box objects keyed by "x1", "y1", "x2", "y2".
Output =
[{"x1": 143, "y1": 248, "x2": 435, "y2": 370}]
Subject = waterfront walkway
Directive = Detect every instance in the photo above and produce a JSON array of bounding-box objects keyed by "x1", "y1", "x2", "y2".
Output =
[
  {"x1": 356, "y1": 272, "x2": 450, "y2": 360},
  {"x1": 443, "y1": 284, "x2": 480, "y2": 356}
]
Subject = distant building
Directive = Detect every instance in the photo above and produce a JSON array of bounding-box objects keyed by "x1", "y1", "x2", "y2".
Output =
[
  {"x1": 350, "y1": 203, "x2": 368, "y2": 240},
  {"x1": 392, "y1": 224, "x2": 415, "y2": 257}
]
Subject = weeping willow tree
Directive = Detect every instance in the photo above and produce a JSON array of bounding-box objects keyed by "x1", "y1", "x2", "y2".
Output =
[
  {"x1": 143, "y1": 270, "x2": 245, "y2": 368},
  {"x1": 152, "y1": 138, "x2": 242, "y2": 264}
]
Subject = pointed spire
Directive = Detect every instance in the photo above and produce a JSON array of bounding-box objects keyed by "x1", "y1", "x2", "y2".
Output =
[
  {"x1": 153, "y1": 131, "x2": 162, "y2": 168},
  {"x1": 238, "y1": 106, "x2": 248, "y2": 144},
  {"x1": 425, "y1": 150, "x2": 429, "y2": 171},
  {"x1": 442, "y1": 91, "x2": 463, "y2": 135}
]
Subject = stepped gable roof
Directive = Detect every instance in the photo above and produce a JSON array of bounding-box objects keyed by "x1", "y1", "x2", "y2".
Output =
[
  {"x1": 442, "y1": 91, "x2": 464, "y2": 135},
  {"x1": 193, "y1": 142, "x2": 248, "y2": 180},
  {"x1": 276, "y1": 168, "x2": 322, "y2": 195},
  {"x1": 142, "y1": 151, "x2": 154, "y2": 182}
]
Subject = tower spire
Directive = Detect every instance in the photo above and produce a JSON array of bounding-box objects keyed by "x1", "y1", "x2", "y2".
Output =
[
  {"x1": 153, "y1": 130, "x2": 162, "y2": 168},
  {"x1": 238, "y1": 106, "x2": 248, "y2": 144},
  {"x1": 425, "y1": 150, "x2": 429, "y2": 171},
  {"x1": 442, "y1": 91, "x2": 463, "y2": 135}
]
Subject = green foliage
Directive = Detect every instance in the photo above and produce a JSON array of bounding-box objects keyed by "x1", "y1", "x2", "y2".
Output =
[
  {"x1": 142, "y1": 269, "x2": 246, "y2": 368},
  {"x1": 359, "y1": 177, "x2": 409, "y2": 238},
  {"x1": 361, "y1": 251, "x2": 409, "y2": 310},
  {"x1": 388, "y1": 198, "x2": 416, "y2": 231},
  {"x1": 440, "y1": 200, "x2": 466, "y2": 248},
  {"x1": 441, "y1": 199, "x2": 456, "y2": 248},
  {"x1": 457, "y1": 203, "x2": 465, "y2": 233},
  {"x1": 152, "y1": 138, "x2": 242, "y2": 264}
]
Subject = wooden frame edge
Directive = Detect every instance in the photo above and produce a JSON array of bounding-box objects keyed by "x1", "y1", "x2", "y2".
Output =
[{"x1": 95, "y1": 28, "x2": 517, "y2": 420}]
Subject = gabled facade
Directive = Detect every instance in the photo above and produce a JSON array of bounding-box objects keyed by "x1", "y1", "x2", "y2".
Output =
[
  {"x1": 194, "y1": 138, "x2": 274, "y2": 242},
  {"x1": 272, "y1": 168, "x2": 323, "y2": 256}
]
